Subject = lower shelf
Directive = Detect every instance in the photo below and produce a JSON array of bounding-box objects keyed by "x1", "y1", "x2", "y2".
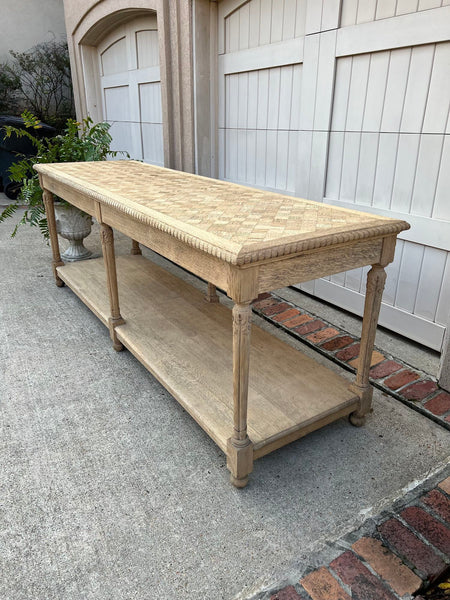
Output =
[{"x1": 57, "y1": 255, "x2": 359, "y2": 459}]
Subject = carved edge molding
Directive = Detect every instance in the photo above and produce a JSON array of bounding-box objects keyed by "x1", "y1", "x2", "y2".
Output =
[{"x1": 35, "y1": 167, "x2": 410, "y2": 266}]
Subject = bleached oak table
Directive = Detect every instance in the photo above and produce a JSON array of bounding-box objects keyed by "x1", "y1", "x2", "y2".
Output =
[{"x1": 36, "y1": 160, "x2": 410, "y2": 487}]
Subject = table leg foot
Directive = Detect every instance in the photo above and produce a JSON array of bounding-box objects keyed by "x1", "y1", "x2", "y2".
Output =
[
  {"x1": 227, "y1": 436, "x2": 253, "y2": 488},
  {"x1": 109, "y1": 317, "x2": 125, "y2": 352},
  {"x1": 349, "y1": 383, "x2": 373, "y2": 427},
  {"x1": 230, "y1": 474, "x2": 249, "y2": 488},
  {"x1": 52, "y1": 261, "x2": 65, "y2": 287},
  {"x1": 205, "y1": 282, "x2": 219, "y2": 303},
  {"x1": 349, "y1": 412, "x2": 366, "y2": 427}
]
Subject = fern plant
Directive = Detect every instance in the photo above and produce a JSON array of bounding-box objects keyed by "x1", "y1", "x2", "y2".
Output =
[{"x1": 0, "y1": 111, "x2": 124, "y2": 239}]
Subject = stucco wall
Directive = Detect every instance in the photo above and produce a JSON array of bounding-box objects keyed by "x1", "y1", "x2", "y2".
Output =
[{"x1": 1, "y1": 0, "x2": 67, "y2": 62}]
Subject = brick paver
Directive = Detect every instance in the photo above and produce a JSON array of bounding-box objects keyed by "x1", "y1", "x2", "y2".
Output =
[
  {"x1": 424, "y1": 392, "x2": 450, "y2": 416},
  {"x1": 352, "y1": 537, "x2": 422, "y2": 596},
  {"x1": 283, "y1": 314, "x2": 313, "y2": 328},
  {"x1": 256, "y1": 292, "x2": 271, "y2": 300},
  {"x1": 422, "y1": 489, "x2": 450, "y2": 523},
  {"x1": 378, "y1": 518, "x2": 446, "y2": 581},
  {"x1": 384, "y1": 370, "x2": 420, "y2": 390},
  {"x1": 330, "y1": 551, "x2": 397, "y2": 600},
  {"x1": 306, "y1": 327, "x2": 339, "y2": 344},
  {"x1": 261, "y1": 302, "x2": 291, "y2": 316},
  {"x1": 272, "y1": 308, "x2": 300, "y2": 323},
  {"x1": 321, "y1": 335, "x2": 354, "y2": 351},
  {"x1": 439, "y1": 477, "x2": 450, "y2": 495},
  {"x1": 400, "y1": 380, "x2": 438, "y2": 401},
  {"x1": 336, "y1": 343, "x2": 360, "y2": 362},
  {"x1": 401, "y1": 506, "x2": 450, "y2": 555},
  {"x1": 293, "y1": 320, "x2": 326, "y2": 335},
  {"x1": 253, "y1": 297, "x2": 278, "y2": 309},
  {"x1": 369, "y1": 360, "x2": 403, "y2": 379},
  {"x1": 300, "y1": 567, "x2": 350, "y2": 600}
]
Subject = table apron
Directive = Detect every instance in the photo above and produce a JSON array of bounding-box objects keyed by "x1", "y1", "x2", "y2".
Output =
[
  {"x1": 42, "y1": 178, "x2": 96, "y2": 217},
  {"x1": 256, "y1": 237, "x2": 385, "y2": 292},
  {"x1": 101, "y1": 204, "x2": 231, "y2": 293}
]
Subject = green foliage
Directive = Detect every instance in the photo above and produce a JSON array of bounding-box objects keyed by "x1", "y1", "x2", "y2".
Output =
[
  {"x1": 0, "y1": 111, "x2": 126, "y2": 239},
  {"x1": 0, "y1": 40, "x2": 75, "y2": 130}
]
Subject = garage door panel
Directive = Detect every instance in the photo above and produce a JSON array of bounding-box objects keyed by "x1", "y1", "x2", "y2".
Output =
[
  {"x1": 372, "y1": 133, "x2": 398, "y2": 210},
  {"x1": 340, "y1": 131, "x2": 360, "y2": 201},
  {"x1": 141, "y1": 123, "x2": 164, "y2": 166},
  {"x1": 108, "y1": 121, "x2": 140, "y2": 158},
  {"x1": 222, "y1": 63, "x2": 302, "y2": 191},
  {"x1": 362, "y1": 53, "x2": 390, "y2": 130},
  {"x1": 341, "y1": 0, "x2": 444, "y2": 25},
  {"x1": 393, "y1": 242, "x2": 424, "y2": 314},
  {"x1": 411, "y1": 135, "x2": 445, "y2": 218},
  {"x1": 139, "y1": 82, "x2": 163, "y2": 123},
  {"x1": 100, "y1": 36, "x2": 128, "y2": 76},
  {"x1": 423, "y1": 43, "x2": 450, "y2": 133},
  {"x1": 346, "y1": 54, "x2": 370, "y2": 131},
  {"x1": 383, "y1": 241, "x2": 404, "y2": 306},
  {"x1": 355, "y1": 133, "x2": 378, "y2": 206},
  {"x1": 224, "y1": 128, "x2": 299, "y2": 193},
  {"x1": 223, "y1": 0, "x2": 307, "y2": 54},
  {"x1": 104, "y1": 85, "x2": 130, "y2": 121},
  {"x1": 414, "y1": 247, "x2": 448, "y2": 321},
  {"x1": 436, "y1": 257, "x2": 450, "y2": 324},
  {"x1": 391, "y1": 134, "x2": 421, "y2": 213},
  {"x1": 136, "y1": 29, "x2": 159, "y2": 68},
  {"x1": 401, "y1": 45, "x2": 435, "y2": 132},
  {"x1": 434, "y1": 136, "x2": 450, "y2": 220}
]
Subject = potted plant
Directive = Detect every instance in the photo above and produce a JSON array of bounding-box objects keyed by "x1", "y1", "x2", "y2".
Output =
[{"x1": 0, "y1": 111, "x2": 125, "y2": 260}]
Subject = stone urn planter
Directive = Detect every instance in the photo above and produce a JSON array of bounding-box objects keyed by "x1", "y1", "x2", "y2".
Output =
[{"x1": 55, "y1": 204, "x2": 93, "y2": 261}]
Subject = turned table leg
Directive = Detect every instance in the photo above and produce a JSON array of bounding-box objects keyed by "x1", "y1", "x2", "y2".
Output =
[
  {"x1": 204, "y1": 282, "x2": 219, "y2": 303},
  {"x1": 100, "y1": 223, "x2": 125, "y2": 352},
  {"x1": 349, "y1": 263, "x2": 387, "y2": 426},
  {"x1": 227, "y1": 301, "x2": 254, "y2": 487},
  {"x1": 42, "y1": 189, "x2": 65, "y2": 287},
  {"x1": 131, "y1": 239, "x2": 142, "y2": 255}
]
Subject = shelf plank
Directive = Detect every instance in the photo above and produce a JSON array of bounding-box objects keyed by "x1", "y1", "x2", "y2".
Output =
[{"x1": 57, "y1": 255, "x2": 359, "y2": 457}]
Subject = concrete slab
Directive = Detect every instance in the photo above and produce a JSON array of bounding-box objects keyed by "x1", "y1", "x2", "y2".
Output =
[{"x1": 1, "y1": 218, "x2": 449, "y2": 600}]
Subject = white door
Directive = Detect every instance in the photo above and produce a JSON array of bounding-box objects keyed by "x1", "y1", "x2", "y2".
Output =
[
  {"x1": 97, "y1": 15, "x2": 164, "y2": 165},
  {"x1": 217, "y1": 0, "x2": 450, "y2": 351}
]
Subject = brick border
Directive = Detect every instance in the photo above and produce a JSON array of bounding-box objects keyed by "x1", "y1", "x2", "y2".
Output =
[
  {"x1": 252, "y1": 293, "x2": 450, "y2": 432},
  {"x1": 269, "y1": 474, "x2": 450, "y2": 600}
]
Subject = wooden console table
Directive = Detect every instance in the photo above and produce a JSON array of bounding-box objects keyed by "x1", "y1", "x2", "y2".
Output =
[{"x1": 36, "y1": 160, "x2": 409, "y2": 487}]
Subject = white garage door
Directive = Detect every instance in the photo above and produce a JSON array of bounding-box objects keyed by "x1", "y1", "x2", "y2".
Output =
[
  {"x1": 97, "y1": 15, "x2": 164, "y2": 165},
  {"x1": 217, "y1": 0, "x2": 450, "y2": 351}
]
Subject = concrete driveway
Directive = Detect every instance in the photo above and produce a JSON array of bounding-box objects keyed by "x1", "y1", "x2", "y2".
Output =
[{"x1": 1, "y1": 217, "x2": 449, "y2": 600}]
